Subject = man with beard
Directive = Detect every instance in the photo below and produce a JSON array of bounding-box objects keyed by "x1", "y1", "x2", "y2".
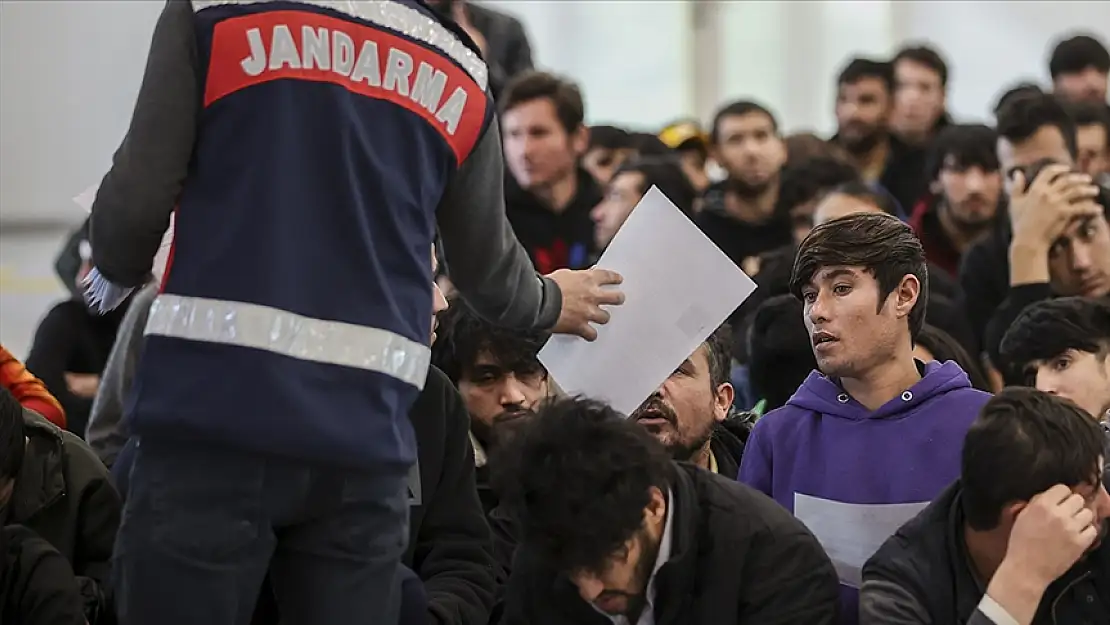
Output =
[
  {"x1": 832, "y1": 58, "x2": 927, "y2": 213},
  {"x1": 694, "y1": 100, "x2": 792, "y2": 270},
  {"x1": 1049, "y1": 33, "x2": 1110, "y2": 105},
  {"x1": 631, "y1": 325, "x2": 747, "y2": 478},
  {"x1": 909, "y1": 124, "x2": 1005, "y2": 278},
  {"x1": 495, "y1": 396, "x2": 839, "y2": 625},
  {"x1": 862, "y1": 388, "x2": 1110, "y2": 625},
  {"x1": 430, "y1": 298, "x2": 550, "y2": 519}
]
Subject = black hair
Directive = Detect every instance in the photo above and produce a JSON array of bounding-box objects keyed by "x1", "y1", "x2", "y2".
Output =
[
  {"x1": 992, "y1": 82, "x2": 1044, "y2": 118},
  {"x1": 610, "y1": 156, "x2": 697, "y2": 216},
  {"x1": 747, "y1": 294, "x2": 817, "y2": 411},
  {"x1": 995, "y1": 91, "x2": 1079, "y2": 160},
  {"x1": 500, "y1": 71, "x2": 585, "y2": 134},
  {"x1": 492, "y1": 396, "x2": 674, "y2": 574},
  {"x1": 711, "y1": 100, "x2": 779, "y2": 144},
  {"x1": 0, "y1": 387, "x2": 25, "y2": 483},
  {"x1": 791, "y1": 212, "x2": 930, "y2": 339},
  {"x1": 925, "y1": 124, "x2": 1000, "y2": 183},
  {"x1": 915, "y1": 324, "x2": 991, "y2": 391},
  {"x1": 837, "y1": 57, "x2": 895, "y2": 94},
  {"x1": 1066, "y1": 101, "x2": 1110, "y2": 144},
  {"x1": 962, "y1": 387, "x2": 1105, "y2": 531},
  {"x1": 628, "y1": 132, "x2": 674, "y2": 157},
  {"x1": 999, "y1": 297, "x2": 1110, "y2": 384},
  {"x1": 702, "y1": 324, "x2": 734, "y2": 391},
  {"x1": 430, "y1": 297, "x2": 549, "y2": 385},
  {"x1": 1049, "y1": 34, "x2": 1110, "y2": 79},
  {"x1": 893, "y1": 44, "x2": 950, "y2": 88},
  {"x1": 825, "y1": 181, "x2": 901, "y2": 217},
  {"x1": 588, "y1": 125, "x2": 633, "y2": 152},
  {"x1": 776, "y1": 156, "x2": 861, "y2": 214}
]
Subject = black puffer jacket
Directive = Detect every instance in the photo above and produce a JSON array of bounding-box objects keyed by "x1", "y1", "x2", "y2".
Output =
[{"x1": 1, "y1": 524, "x2": 86, "y2": 625}]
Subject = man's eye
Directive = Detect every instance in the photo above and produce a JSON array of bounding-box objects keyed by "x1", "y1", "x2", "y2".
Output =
[
  {"x1": 802, "y1": 292, "x2": 817, "y2": 303},
  {"x1": 1052, "y1": 357, "x2": 1071, "y2": 371},
  {"x1": 833, "y1": 284, "x2": 851, "y2": 295}
]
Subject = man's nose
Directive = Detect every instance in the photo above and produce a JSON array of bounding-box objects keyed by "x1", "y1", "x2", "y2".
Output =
[
  {"x1": 1071, "y1": 241, "x2": 1095, "y2": 271},
  {"x1": 573, "y1": 574, "x2": 605, "y2": 602},
  {"x1": 499, "y1": 378, "x2": 529, "y2": 406}
]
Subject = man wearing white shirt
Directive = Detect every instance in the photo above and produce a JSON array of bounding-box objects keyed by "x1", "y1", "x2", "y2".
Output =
[{"x1": 495, "y1": 396, "x2": 838, "y2": 625}]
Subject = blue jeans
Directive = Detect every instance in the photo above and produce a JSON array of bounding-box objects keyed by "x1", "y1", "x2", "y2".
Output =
[{"x1": 113, "y1": 437, "x2": 410, "y2": 625}]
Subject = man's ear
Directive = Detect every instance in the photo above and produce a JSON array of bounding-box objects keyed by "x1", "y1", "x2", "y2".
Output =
[
  {"x1": 570, "y1": 124, "x2": 589, "y2": 157},
  {"x1": 714, "y1": 383, "x2": 734, "y2": 423},
  {"x1": 893, "y1": 274, "x2": 922, "y2": 320}
]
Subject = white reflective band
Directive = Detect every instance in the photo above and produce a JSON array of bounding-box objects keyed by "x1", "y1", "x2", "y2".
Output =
[
  {"x1": 146, "y1": 294, "x2": 431, "y2": 389},
  {"x1": 192, "y1": 0, "x2": 488, "y2": 90}
]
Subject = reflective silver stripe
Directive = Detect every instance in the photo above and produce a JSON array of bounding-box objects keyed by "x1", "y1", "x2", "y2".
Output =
[
  {"x1": 191, "y1": 0, "x2": 488, "y2": 90},
  {"x1": 146, "y1": 293, "x2": 431, "y2": 389}
]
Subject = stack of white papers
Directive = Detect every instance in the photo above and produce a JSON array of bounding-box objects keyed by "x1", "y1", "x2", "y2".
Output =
[{"x1": 538, "y1": 186, "x2": 758, "y2": 416}]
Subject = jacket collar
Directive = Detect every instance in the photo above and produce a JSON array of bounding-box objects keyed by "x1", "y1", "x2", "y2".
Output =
[
  {"x1": 470, "y1": 431, "x2": 488, "y2": 468},
  {"x1": 10, "y1": 409, "x2": 66, "y2": 524},
  {"x1": 650, "y1": 464, "x2": 703, "y2": 622}
]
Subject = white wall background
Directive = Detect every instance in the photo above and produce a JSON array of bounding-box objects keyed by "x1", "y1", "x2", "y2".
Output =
[{"x1": 1, "y1": 1, "x2": 1108, "y2": 224}]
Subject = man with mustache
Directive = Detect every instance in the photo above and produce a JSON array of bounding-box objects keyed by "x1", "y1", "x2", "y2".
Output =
[
  {"x1": 630, "y1": 324, "x2": 748, "y2": 478},
  {"x1": 908, "y1": 125, "x2": 1006, "y2": 279},
  {"x1": 430, "y1": 298, "x2": 551, "y2": 519},
  {"x1": 831, "y1": 57, "x2": 928, "y2": 213},
  {"x1": 863, "y1": 388, "x2": 1110, "y2": 625}
]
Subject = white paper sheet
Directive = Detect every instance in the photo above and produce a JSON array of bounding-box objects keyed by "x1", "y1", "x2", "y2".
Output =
[
  {"x1": 537, "y1": 186, "x2": 757, "y2": 416},
  {"x1": 73, "y1": 183, "x2": 100, "y2": 213},
  {"x1": 73, "y1": 180, "x2": 175, "y2": 281},
  {"x1": 794, "y1": 493, "x2": 930, "y2": 588}
]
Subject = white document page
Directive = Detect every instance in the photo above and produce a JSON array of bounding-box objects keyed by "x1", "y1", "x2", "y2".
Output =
[
  {"x1": 537, "y1": 186, "x2": 757, "y2": 416},
  {"x1": 73, "y1": 183, "x2": 99, "y2": 212},
  {"x1": 794, "y1": 493, "x2": 929, "y2": 588}
]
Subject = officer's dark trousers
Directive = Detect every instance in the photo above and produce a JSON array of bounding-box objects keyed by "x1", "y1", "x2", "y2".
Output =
[{"x1": 112, "y1": 437, "x2": 410, "y2": 625}]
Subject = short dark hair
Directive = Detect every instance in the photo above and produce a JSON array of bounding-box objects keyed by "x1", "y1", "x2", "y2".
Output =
[
  {"x1": 826, "y1": 181, "x2": 901, "y2": 217},
  {"x1": 748, "y1": 294, "x2": 817, "y2": 410},
  {"x1": 1049, "y1": 34, "x2": 1110, "y2": 79},
  {"x1": 702, "y1": 324, "x2": 734, "y2": 390},
  {"x1": 992, "y1": 82, "x2": 1044, "y2": 118},
  {"x1": 611, "y1": 157, "x2": 697, "y2": 216},
  {"x1": 493, "y1": 396, "x2": 673, "y2": 574},
  {"x1": 776, "y1": 156, "x2": 860, "y2": 214},
  {"x1": 783, "y1": 133, "x2": 853, "y2": 169},
  {"x1": 837, "y1": 57, "x2": 895, "y2": 94},
  {"x1": 961, "y1": 387, "x2": 1105, "y2": 531},
  {"x1": 628, "y1": 132, "x2": 673, "y2": 157},
  {"x1": 711, "y1": 100, "x2": 779, "y2": 144},
  {"x1": 995, "y1": 91, "x2": 1079, "y2": 160},
  {"x1": 999, "y1": 297, "x2": 1110, "y2": 381},
  {"x1": 431, "y1": 298, "x2": 549, "y2": 385},
  {"x1": 500, "y1": 71, "x2": 585, "y2": 134},
  {"x1": 588, "y1": 125, "x2": 632, "y2": 152},
  {"x1": 0, "y1": 387, "x2": 25, "y2": 483},
  {"x1": 1066, "y1": 101, "x2": 1110, "y2": 146},
  {"x1": 926, "y1": 124, "x2": 1000, "y2": 183},
  {"x1": 915, "y1": 324, "x2": 992, "y2": 391},
  {"x1": 790, "y1": 212, "x2": 930, "y2": 339},
  {"x1": 893, "y1": 44, "x2": 950, "y2": 88}
]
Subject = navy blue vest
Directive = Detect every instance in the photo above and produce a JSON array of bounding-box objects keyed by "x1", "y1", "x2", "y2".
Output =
[{"x1": 128, "y1": 0, "x2": 492, "y2": 469}]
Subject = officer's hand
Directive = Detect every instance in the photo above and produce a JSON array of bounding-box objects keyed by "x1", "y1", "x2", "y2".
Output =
[{"x1": 547, "y1": 268, "x2": 625, "y2": 341}]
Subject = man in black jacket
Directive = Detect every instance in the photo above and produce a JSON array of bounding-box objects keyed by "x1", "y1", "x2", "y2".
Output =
[
  {"x1": 0, "y1": 387, "x2": 120, "y2": 624},
  {"x1": 861, "y1": 388, "x2": 1110, "y2": 625},
  {"x1": 1, "y1": 524, "x2": 87, "y2": 625},
  {"x1": 405, "y1": 365, "x2": 498, "y2": 625},
  {"x1": 495, "y1": 396, "x2": 839, "y2": 625}
]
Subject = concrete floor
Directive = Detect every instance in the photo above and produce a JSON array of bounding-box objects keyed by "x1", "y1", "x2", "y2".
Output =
[{"x1": 0, "y1": 227, "x2": 72, "y2": 358}]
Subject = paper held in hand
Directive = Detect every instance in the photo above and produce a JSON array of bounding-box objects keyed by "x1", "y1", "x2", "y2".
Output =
[
  {"x1": 538, "y1": 186, "x2": 758, "y2": 416},
  {"x1": 73, "y1": 181, "x2": 175, "y2": 282}
]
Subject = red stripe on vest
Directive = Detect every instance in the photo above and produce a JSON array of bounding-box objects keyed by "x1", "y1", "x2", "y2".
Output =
[{"x1": 204, "y1": 10, "x2": 486, "y2": 163}]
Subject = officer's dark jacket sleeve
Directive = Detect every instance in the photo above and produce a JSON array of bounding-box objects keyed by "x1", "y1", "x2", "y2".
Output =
[
  {"x1": 436, "y1": 115, "x2": 562, "y2": 332},
  {"x1": 89, "y1": 0, "x2": 197, "y2": 287}
]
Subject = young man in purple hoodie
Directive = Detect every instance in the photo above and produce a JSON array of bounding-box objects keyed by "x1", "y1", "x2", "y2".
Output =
[{"x1": 738, "y1": 212, "x2": 991, "y2": 625}]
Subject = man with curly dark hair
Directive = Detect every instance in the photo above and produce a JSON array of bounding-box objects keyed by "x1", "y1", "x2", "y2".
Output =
[{"x1": 494, "y1": 396, "x2": 838, "y2": 625}]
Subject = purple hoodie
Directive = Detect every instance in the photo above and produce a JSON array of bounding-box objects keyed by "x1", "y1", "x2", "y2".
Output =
[{"x1": 738, "y1": 360, "x2": 990, "y2": 625}]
